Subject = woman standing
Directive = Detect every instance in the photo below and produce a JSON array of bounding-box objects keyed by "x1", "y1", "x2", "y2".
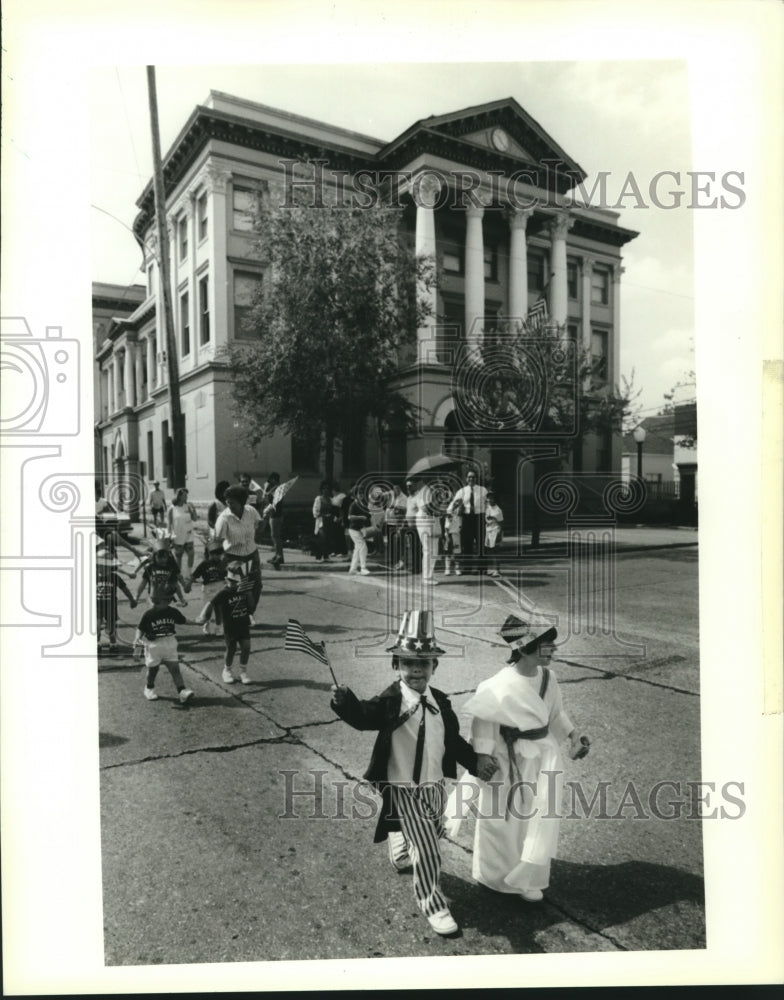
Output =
[
  {"x1": 213, "y1": 485, "x2": 262, "y2": 619},
  {"x1": 207, "y1": 481, "x2": 231, "y2": 540},
  {"x1": 167, "y1": 488, "x2": 197, "y2": 578},
  {"x1": 312, "y1": 481, "x2": 334, "y2": 562},
  {"x1": 346, "y1": 484, "x2": 372, "y2": 576}
]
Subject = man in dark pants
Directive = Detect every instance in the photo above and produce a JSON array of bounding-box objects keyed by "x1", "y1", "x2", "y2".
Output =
[
  {"x1": 447, "y1": 470, "x2": 488, "y2": 574},
  {"x1": 260, "y1": 472, "x2": 285, "y2": 569}
]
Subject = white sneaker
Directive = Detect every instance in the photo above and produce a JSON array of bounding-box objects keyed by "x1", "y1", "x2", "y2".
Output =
[
  {"x1": 222, "y1": 668, "x2": 236, "y2": 683},
  {"x1": 444, "y1": 569, "x2": 452, "y2": 576},
  {"x1": 249, "y1": 615, "x2": 257, "y2": 626},
  {"x1": 239, "y1": 671, "x2": 252, "y2": 685},
  {"x1": 454, "y1": 568, "x2": 462, "y2": 576},
  {"x1": 359, "y1": 569, "x2": 371, "y2": 576},
  {"x1": 348, "y1": 569, "x2": 358, "y2": 575},
  {"x1": 393, "y1": 561, "x2": 404, "y2": 571},
  {"x1": 427, "y1": 908, "x2": 459, "y2": 935},
  {"x1": 202, "y1": 622, "x2": 216, "y2": 635},
  {"x1": 519, "y1": 888, "x2": 544, "y2": 902},
  {"x1": 143, "y1": 687, "x2": 159, "y2": 701},
  {"x1": 179, "y1": 688, "x2": 194, "y2": 704}
]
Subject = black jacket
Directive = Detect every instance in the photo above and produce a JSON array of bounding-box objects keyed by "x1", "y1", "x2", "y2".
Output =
[{"x1": 331, "y1": 679, "x2": 479, "y2": 842}]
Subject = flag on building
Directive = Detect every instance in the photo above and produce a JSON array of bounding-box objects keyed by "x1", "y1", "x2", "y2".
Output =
[
  {"x1": 285, "y1": 619, "x2": 329, "y2": 666},
  {"x1": 525, "y1": 296, "x2": 548, "y2": 333}
]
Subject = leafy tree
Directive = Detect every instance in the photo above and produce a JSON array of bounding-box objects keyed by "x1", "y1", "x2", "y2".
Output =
[
  {"x1": 226, "y1": 183, "x2": 436, "y2": 481},
  {"x1": 661, "y1": 370, "x2": 697, "y2": 448}
]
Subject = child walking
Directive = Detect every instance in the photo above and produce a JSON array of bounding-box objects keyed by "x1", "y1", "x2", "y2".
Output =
[
  {"x1": 453, "y1": 615, "x2": 590, "y2": 902},
  {"x1": 96, "y1": 533, "x2": 137, "y2": 652},
  {"x1": 484, "y1": 491, "x2": 504, "y2": 577},
  {"x1": 207, "y1": 561, "x2": 254, "y2": 685},
  {"x1": 134, "y1": 541, "x2": 189, "y2": 608},
  {"x1": 192, "y1": 540, "x2": 227, "y2": 634},
  {"x1": 133, "y1": 594, "x2": 194, "y2": 703},
  {"x1": 442, "y1": 499, "x2": 462, "y2": 577},
  {"x1": 330, "y1": 611, "x2": 497, "y2": 936}
]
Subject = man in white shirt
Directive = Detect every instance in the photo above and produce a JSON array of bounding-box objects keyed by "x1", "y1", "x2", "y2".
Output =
[{"x1": 447, "y1": 471, "x2": 488, "y2": 574}]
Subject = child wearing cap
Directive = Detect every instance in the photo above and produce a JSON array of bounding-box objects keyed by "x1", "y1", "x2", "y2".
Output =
[
  {"x1": 133, "y1": 594, "x2": 194, "y2": 704},
  {"x1": 207, "y1": 561, "x2": 254, "y2": 685},
  {"x1": 451, "y1": 615, "x2": 590, "y2": 903},
  {"x1": 330, "y1": 611, "x2": 498, "y2": 937},
  {"x1": 192, "y1": 540, "x2": 228, "y2": 634}
]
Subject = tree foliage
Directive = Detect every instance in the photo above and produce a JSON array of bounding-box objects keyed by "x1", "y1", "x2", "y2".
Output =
[{"x1": 226, "y1": 184, "x2": 435, "y2": 479}]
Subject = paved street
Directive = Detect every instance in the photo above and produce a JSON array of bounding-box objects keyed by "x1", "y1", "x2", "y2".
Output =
[{"x1": 99, "y1": 534, "x2": 703, "y2": 964}]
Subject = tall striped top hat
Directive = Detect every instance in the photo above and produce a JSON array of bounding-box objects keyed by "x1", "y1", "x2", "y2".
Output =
[
  {"x1": 386, "y1": 610, "x2": 446, "y2": 657},
  {"x1": 500, "y1": 614, "x2": 557, "y2": 661}
]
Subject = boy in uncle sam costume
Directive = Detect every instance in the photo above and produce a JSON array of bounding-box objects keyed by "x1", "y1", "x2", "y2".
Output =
[
  {"x1": 446, "y1": 614, "x2": 590, "y2": 902},
  {"x1": 331, "y1": 611, "x2": 499, "y2": 937}
]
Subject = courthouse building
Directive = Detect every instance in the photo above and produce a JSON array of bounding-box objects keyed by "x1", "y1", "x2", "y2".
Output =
[{"x1": 94, "y1": 92, "x2": 638, "y2": 521}]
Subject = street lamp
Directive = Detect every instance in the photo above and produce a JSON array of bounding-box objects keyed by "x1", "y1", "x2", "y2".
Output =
[{"x1": 632, "y1": 425, "x2": 647, "y2": 480}]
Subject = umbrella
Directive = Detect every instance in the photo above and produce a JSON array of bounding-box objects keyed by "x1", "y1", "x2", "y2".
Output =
[
  {"x1": 272, "y1": 475, "x2": 298, "y2": 505},
  {"x1": 406, "y1": 454, "x2": 461, "y2": 478}
]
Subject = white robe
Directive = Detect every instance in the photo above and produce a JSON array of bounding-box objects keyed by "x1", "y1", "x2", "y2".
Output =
[{"x1": 447, "y1": 664, "x2": 573, "y2": 892}]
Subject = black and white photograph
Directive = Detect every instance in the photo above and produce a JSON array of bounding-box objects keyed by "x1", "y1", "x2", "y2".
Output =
[{"x1": 1, "y1": 1, "x2": 782, "y2": 994}]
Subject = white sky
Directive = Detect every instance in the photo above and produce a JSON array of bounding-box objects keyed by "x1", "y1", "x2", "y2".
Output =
[{"x1": 89, "y1": 61, "x2": 696, "y2": 418}]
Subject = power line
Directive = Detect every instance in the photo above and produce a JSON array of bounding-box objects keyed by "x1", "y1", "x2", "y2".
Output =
[{"x1": 115, "y1": 67, "x2": 144, "y2": 184}]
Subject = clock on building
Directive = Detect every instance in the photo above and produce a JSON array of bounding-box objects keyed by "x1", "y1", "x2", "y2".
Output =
[{"x1": 491, "y1": 127, "x2": 510, "y2": 152}]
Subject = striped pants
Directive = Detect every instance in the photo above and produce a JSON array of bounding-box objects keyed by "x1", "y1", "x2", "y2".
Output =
[{"x1": 388, "y1": 782, "x2": 448, "y2": 916}]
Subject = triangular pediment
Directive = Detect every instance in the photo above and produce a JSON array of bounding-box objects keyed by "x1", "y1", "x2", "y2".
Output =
[{"x1": 378, "y1": 98, "x2": 587, "y2": 189}]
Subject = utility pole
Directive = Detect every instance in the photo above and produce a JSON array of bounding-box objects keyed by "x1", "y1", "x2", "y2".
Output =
[{"x1": 146, "y1": 65, "x2": 186, "y2": 490}]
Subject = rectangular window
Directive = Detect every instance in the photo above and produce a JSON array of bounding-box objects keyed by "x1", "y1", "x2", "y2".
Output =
[
  {"x1": 483, "y1": 246, "x2": 498, "y2": 282},
  {"x1": 232, "y1": 185, "x2": 260, "y2": 232},
  {"x1": 178, "y1": 217, "x2": 188, "y2": 262},
  {"x1": 567, "y1": 259, "x2": 579, "y2": 300},
  {"x1": 567, "y1": 321, "x2": 580, "y2": 341},
  {"x1": 591, "y1": 328, "x2": 608, "y2": 384},
  {"x1": 197, "y1": 193, "x2": 208, "y2": 242},
  {"x1": 527, "y1": 253, "x2": 545, "y2": 293},
  {"x1": 233, "y1": 271, "x2": 263, "y2": 339},
  {"x1": 146, "y1": 430, "x2": 154, "y2": 479},
  {"x1": 591, "y1": 268, "x2": 610, "y2": 305},
  {"x1": 180, "y1": 291, "x2": 190, "y2": 356},
  {"x1": 442, "y1": 245, "x2": 463, "y2": 275},
  {"x1": 198, "y1": 275, "x2": 210, "y2": 345}
]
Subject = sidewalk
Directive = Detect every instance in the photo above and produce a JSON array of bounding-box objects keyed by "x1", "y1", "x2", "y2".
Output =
[{"x1": 125, "y1": 521, "x2": 697, "y2": 573}]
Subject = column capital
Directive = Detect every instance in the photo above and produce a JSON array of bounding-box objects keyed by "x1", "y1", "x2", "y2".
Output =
[
  {"x1": 507, "y1": 206, "x2": 535, "y2": 230},
  {"x1": 548, "y1": 210, "x2": 574, "y2": 241},
  {"x1": 612, "y1": 263, "x2": 626, "y2": 284},
  {"x1": 465, "y1": 202, "x2": 485, "y2": 220},
  {"x1": 582, "y1": 254, "x2": 596, "y2": 271},
  {"x1": 204, "y1": 166, "x2": 232, "y2": 194}
]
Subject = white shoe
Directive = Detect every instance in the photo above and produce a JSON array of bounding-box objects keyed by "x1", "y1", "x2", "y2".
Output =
[
  {"x1": 239, "y1": 671, "x2": 252, "y2": 685},
  {"x1": 143, "y1": 687, "x2": 158, "y2": 701},
  {"x1": 427, "y1": 908, "x2": 459, "y2": 935},
  {"x1": 222, "y1": 668, "x2": 236, "y2": 683},
  {"x1": 348, "y1": 569, "x2": 358, "y2": 575},
  {"x1": 444, "y1": 569, "x2": 452, "y2": 576},
  {"x1": 249, "y1": 615, "x2": 257, "y2": 626},
  {"x1": 179, "y1": 688, "x2": 194, "y2": 704},
  {"x1": 359, "y1": 569, "x2": 371, "y2": 576},
  {"x1": 519, "y1": 888, "x2": 544, "y2": 902},
  {"x1": 454, "y1": 568, "x2": 462, "y2": 576}
]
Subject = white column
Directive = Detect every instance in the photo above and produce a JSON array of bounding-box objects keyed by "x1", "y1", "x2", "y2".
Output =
[
  {"x1": 205, "y1": 167, "x2": 231, "y2": 352},
  {"x1": 125, "y1": 343, "x2": 136, "y2": 408},
  {"x1": 146, "y1": 335, "x2": 156, "y2": 391},
  {"x1": 548, "y1": 210, "x2": 573, "y2": 329},
  {"x1": 508, "y1": 207, "x2": 533, "y2": 326},
  {"x1": 581, "y1": 256, "x2": 594, "y2": 355},
  {"x1": 413, "y1": 173, "x2": 440, "y2": 364},
  {"x1": 133, "y1": 340, "x2": 143, "y2": 404},
  {"x1": 112, "y1": 354, "x2": 121, "y2": 413},
  {"x1": 611, "y1": 264, "x2": 624, "y2": 386},
  {"x1": 106, "y1": 361, "x2": 114, "y2": 415},
  {"x1": 464, "y1": 203, "x2": 485, "y2": 353}
]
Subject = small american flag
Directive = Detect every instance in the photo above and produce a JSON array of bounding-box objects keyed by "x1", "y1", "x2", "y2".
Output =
[{"x1": 285, "y1": 619, "x2": 329, "y2": 666}]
